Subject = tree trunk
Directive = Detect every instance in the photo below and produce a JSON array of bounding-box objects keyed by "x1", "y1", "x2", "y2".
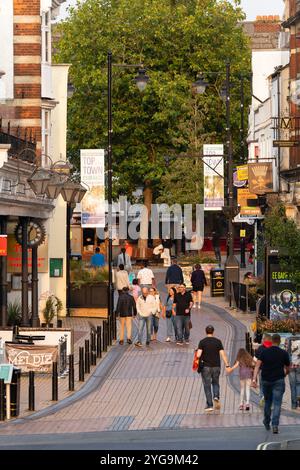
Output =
[{"x1": 138, "y1": 181, "x2": 152, "y2": 256}]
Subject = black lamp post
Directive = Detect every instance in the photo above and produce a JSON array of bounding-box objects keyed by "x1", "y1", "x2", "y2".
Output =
[{"x1": 107, "y1": 51, "x2": 149, "y2": 318}]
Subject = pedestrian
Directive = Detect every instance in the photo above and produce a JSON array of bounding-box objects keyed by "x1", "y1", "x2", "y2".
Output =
[
  {"x1": 163, "y1": 287, "x2": 178, "y2": 342},
  {"x1": 115, "y1": 287, "x2": 137, "y2": 345},
  {"x1": 190, "y1": 264, "x2": 207, "y2": 308},
  {"x1": 135, "y1": 287, "x2": 157, "y2": 347},
  {"x1": 287, "y1": 339, "x2": 300, "y2": 410},
  {"x1": 131, "y1": 278, "x2": 141, "y2": 303},
  {"x1": 212, "y1": 231, "x2": 221, "y2": 266},
  {"x1": 137, "y1": 260, "x2": 155, "y2": 289},
  {"x1": 252, "y1": 333, "x2": 290, "y2": 434},
  {"x1": 226, "y1": 348, "x2": 255, "y2": 411},
  {"x1": 196, "y1": 325, "x2": 231, "y2": 412},
  {"x1": 90, "y1": 247, "x2": 105, "y2": 268},
  {"x1": 115, "y1": 264, "x2": 130, "y2": 296},
  {"x1": 117, "y1": 247, "x2": 132, "y2": 272},
  {"x1": 254, "y1": 333, "x2": 273, "y2": 407},
  {"x1": 149, "y1": 287, "x2": 162, "y2": 341},
  {"x1": 173, "y1": 284, "x2": 193, "y2": 345},
  {"x1": 165, "y1": 258, "x2": 184, "y2": 290}
]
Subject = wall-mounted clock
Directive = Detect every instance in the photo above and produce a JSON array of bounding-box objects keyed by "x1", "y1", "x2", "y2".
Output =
[{"x1": 15, "y1": 220, "x2": 46, "y2": 248}]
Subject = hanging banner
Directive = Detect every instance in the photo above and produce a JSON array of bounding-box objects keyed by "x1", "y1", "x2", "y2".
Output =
[
  {"x1": 80, "y1": 149, "x2": 105, "y2": 228},
  {"x1": 248, "y1": 163, "x2": 273, "y2": 194},
  {"x1": 236, "y1": 164, "x2": 248, "y2": 182},
  {"x1": 203, "y1": 144, "x2": 224, "y2": 211}
]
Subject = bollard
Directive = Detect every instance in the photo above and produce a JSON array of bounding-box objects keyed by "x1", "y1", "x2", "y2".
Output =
[
  {"x1": 84, "y1": 339, "x2": 90, "y2": 374},
  {"x1": 68, "y1": 354, "x2": 74, "y2": 391},
  {"x1": 113, "y1": 310, "x2": 117, "y2": 341},
  {"x1": 79, "y1": 347, "x2": 85, "y2": 382},
  {"x1": 110, "y1": 314, "x2": 113, "y2": 345},
  {"x1": 52, "y1": 362, "x2": 58, "y2": 401},
  {"x1": 28, "y1": 371, "x2": 35, "y2": 411},
  {"x1": 57, "y1": 319, "x2": 63, "y2": 328},
  {"x1": 107, "y1": 319, "x2": 110, "y2": 347},
  {"x1": 103, "y1": 322, "x2": 107, "y2": 352},
  {"x1": 0, "y1": 378, "x2": 5, "y2": 421},
  {"x1": 91, "y1": 332, "x2": 97, "y2": 366},
  {"x1": 96, "y1": 326, "x2": 102, "y2": 358}
]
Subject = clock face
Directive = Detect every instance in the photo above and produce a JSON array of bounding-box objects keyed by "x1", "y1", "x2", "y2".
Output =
[{"x1": 15, "y1": 220, "x2": 46, "y2": 247}]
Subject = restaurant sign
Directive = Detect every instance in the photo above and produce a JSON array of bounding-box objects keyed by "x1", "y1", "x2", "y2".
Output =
[{"x1": 5, "y1": 344, "x2": 58, "y2": 373}]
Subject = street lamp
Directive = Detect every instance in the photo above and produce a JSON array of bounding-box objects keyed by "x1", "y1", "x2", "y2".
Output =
[
  {"x1": 27, "y1": 167, "x2": 51, "y2": 196},
  {"x1": 107, "y1": 51, "x2": 148, "y2": 318},
  {"x1": 192, "y1": 77, "x2": 208, "y2": 95}
]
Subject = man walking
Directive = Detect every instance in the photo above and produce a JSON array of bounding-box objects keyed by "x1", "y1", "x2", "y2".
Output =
[
  {"x1": 115, "y1": 287, "x2": 137, "y2": 345},
  {"x1": 197, "y1": 325, "x2": 230, "y2": 412},
  {"x1": 165, "y1": 258, "x2": 184, "y2": 290},
  {"x1": 135, "y1": 287, "x2": 157, "y2": 347},
  {"x1": 137, "y1": 260, "x2": 155, "y2": 288},
  {"x1": 117, "y1": 247, "x2": 132, "y2": 272},
  {"x1": 255, "y1": 333, "x2": 273, "y2": 407},
  {"x1": 173, "y1": 284, "x2": 193, "y2": 345},
  {"x1": 253, "y1": 333, "x2": 290, "y2": 434}
]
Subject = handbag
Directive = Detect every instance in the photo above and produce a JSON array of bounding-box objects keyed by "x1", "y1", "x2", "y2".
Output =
[
  {"x1": 166, "y1": 309, "x2": 172, "y2": 318},
  {"x1": 192, "y1": 350, "x2": 199, "y2": 372}
]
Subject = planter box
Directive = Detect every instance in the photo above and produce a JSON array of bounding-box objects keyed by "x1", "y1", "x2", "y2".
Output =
[
  {"x1": 180, "y1": 263, "x2": 218, "y2": 287},
  {"x1": 70, "y1": 282, "x2": 108, "y2": 308}
]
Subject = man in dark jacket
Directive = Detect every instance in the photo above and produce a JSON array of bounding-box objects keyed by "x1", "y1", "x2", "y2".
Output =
[
  {"x1": 165, "y1": 258, "x2": 184, "y2": 289},
  {"x1": 255, "y1": 333, "x2": 273, "y2": 406},
  {"x1": 115, "y1": 287, "x2": 137, "y2": 345}
]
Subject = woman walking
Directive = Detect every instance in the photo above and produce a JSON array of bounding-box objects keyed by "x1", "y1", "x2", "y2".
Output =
[
  {"x1": 190, "y1": 264, "x2": 207, "y2": 308},
  {"x1": 227, "y1": 348, "x2": 255, "y2": 411},
  {"x1": 163, "y1": 287, "x2": 178, "y2": 342},
  {"x1": 149, "y1": 287, "x2": 162, "y2": 341}
]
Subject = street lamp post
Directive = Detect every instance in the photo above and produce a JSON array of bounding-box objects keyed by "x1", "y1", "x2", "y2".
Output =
[{"x1": 106, "y1": 51, "x2": 149, "y2": 318}]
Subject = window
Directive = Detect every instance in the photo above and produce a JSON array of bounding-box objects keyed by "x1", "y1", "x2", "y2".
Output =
[
  {"x1": 42, "y1": 10, "x2": 51, "y2": 64},
  {"x1": 42, "y1": 109, "x2": 51, "y2": 163}
]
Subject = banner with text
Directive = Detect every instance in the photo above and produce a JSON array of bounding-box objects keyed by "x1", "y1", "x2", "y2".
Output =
[
  {"x1": 203, "y1": 144, "x2": 224, "y2": 211},
  {"x1": 80, "y1": 149, "x2": 105, "y2": 227},
  {"x1": 248, "y1": 162, "x2": 273, "y2": 195},
  {"x1": 5, "y1": 344, "x2": 58, "y2": 373}
]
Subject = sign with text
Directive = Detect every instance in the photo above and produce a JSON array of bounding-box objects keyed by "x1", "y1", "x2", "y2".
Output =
[
  {"x1": 248, "y1": 163, "x2": 273, "y2": 194},
  {"x1": 80, "y1": 149, "x2": 105, "y2": 228},
  {"x1": 237, "y1": 188, "x2": 261, "y2": 216},
  {"x1": 7, "y1": 235, "x2": 48, "y2": 273},
  {"x1": 5, "y1": 344, "x2": 58, "y2": 373},
  {"x1": 269, "y1": 264, "x2": 299, "y2": 321},
  {"x1": 236, "y1": 164, "x2": 248, "y2": 181},
  {"x1": 0, "y1": 235, "x2": 7, "y2": 256},
  {"x1": 203, "y1": 144, "x2": 224, "y2": 211}
]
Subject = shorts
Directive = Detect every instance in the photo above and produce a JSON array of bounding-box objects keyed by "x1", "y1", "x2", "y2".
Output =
[{"x1": 192, "y1": 285, "x2": 204, "y2": 292}]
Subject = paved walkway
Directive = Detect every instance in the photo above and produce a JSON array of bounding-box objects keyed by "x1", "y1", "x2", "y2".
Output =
[{"x1": 1, "y1": 293, "x2": 300, "y2": 435}]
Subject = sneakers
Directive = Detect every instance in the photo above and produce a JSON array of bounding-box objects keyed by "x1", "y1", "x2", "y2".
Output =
[
  {"x1": 165, "y1": 337, "x2": 171, "y2": 342},
  {"x1": 272, "y1": 426, "x2": 279, "y2": 434},
  {"x1": 127, "y1": 339, "x2": 132, "y2": 345},
  {"x1": 263, "y1": 420, "x2": 270, "y2": 431},
  {"x1": 239, "y1": 404, "x2": 244, "y2": 411},
  {"x1": 119, "y1": 340, "x2": 124, "y2": 345},
  {"x1": 135, "y1": 341, "x2": 142, "y2": 348},
  {"x1": 213, "y1": 398, "x2": 221, "y2": 410},
  {"x1": 185, "y1": 341, "x2": 190, "y2": 345},
  {"x1": 176, "y1": 341, "x2": 184, "y2": 346},
  {"x1": 245, "y1": 404, "x2": 250, "y2": 411},
  {"x1": 205, "y1": 406, "x2": 214, "y2": 412}
]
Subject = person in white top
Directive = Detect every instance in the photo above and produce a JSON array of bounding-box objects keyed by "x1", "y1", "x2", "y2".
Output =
[
  {"x1": 137, "y1": 260, "x2": 155, "y2": 288},
  {"x1": 135, "y1": 287, "x2": 157, "y2": 347},
  {"x1": 117, "y1": 247, "x2": 132, "y2": 272},
  {"x1": 115, "y1": 264, "x2": 130, "y2": 295}
]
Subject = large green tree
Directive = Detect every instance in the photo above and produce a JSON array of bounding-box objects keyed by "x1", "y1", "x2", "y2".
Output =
[{"x1": 55, "y1": 0, "x2": 250, "y2": 245}]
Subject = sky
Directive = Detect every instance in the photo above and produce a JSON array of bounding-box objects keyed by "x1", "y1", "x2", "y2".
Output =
[{"x1": 59, "y1": 0, "x2": 285, "y2": 21}]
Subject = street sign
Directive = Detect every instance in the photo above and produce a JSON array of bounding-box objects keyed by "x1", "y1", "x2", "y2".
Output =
[
  {"x1": 273, "y1": 140, "x2": 300, "y2": 147},
  {"x1": 0, "y1": 363, "x2": 14, "y2": 384},
  {"x1": 240, "y1": 229, "x2": 246, "y2": 238}
]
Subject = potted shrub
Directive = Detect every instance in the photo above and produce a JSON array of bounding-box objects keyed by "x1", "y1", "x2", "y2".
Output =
[
  {"x1": 42, "y1": 295, "x2": 63, "y2": 328},
  {"x1": 7, "y1": 300, "x2": 22, "y2": 326},
  {"x1": 70, "y1": 261, "x2": 109, "y2": 308}
]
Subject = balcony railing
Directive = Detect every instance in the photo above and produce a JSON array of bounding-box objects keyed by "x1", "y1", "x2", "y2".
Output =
[{"x1": 0, "y1": 119, "x2": 36, "y2": 164}]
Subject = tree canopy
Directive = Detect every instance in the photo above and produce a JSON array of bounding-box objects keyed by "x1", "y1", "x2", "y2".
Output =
[{"x1": 55, "y1": 0, "x2": 251, "y2": 205}]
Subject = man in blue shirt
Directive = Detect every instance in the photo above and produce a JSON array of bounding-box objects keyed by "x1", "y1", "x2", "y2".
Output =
[{"x1": 90, "y1": 247, "x2": 105, "y2": 267}]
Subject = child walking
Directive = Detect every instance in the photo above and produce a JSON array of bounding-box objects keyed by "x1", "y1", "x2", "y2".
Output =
[{"x1": 227, "y1": 348, "x2": 255, "y2": 411}]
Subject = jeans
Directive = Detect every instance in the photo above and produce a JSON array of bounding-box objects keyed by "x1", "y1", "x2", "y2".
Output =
[
  {"x1": 151, "y1": 315, "x2": 159, "y2": 334},
  {"x1": 137, "y1": 315, "x2": 152, "y2": 343},
  {"x1": 288, "y1": 368, "x2": 300, "y2": 408},
  {"x1": 166, "y1": 315, "x2": 178, "y2": 339},
  {"x1": 262, "y1": 378, "x2": 285, "y2": 426},
  {"x1": 240, "y1": 379, "x2": 251, "y2": 405},
  {"x1": 201, "y1": 367, "x2": 221, "y2": 407},
  {"x1": 175, "y1": 315, "x2": 190, "y2": 342}
]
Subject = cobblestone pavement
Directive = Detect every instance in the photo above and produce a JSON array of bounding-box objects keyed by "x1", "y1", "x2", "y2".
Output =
[{"x1": 1, "y1": 282, "x2": 300, "y2": 435}]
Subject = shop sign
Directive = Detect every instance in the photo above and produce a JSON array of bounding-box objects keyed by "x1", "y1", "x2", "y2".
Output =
[
  {"x1": 237, "y1": 188, "x2": 261, "y2": 216},
  {"x1": 7, "y1": 235, "x2": 48, "y2": 273},
  {"x1": 248, "y1": 163, "x2": 273, "y2": 194},
  {"x1": 236, "y1": 164, "x2": 248, "y2": 181},
  {"x1": 5, "y1": 344, "x2": 58, "y2": 373},
  {"x1": 0, "y1": 235, "x2": 7, "y2": 256}
]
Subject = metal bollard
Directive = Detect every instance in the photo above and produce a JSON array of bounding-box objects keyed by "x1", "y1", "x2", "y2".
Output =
[
  {"x1": 79, "y1": 347, "x2": 85, "y2": 382},
  {"x1": 0, "y1": 378, "x2": 5, "y2": 421},
  {"x1": 68, "y1": 354, "x2": 74, "y2": 391},
  {"x1": 28, "y1": 371, "x2": 35, "y2": 411},
  {"x1": 91, "y1": 332, "x2": 97, "y2": 366},
  {"x1": 103, "y1": 322, "x2": 107, "y2": 352},
  {"x1": 52, "y1": 362, "x2": 58, "y2": 401},
  {"x1": 113, "y1": 310, "x2": 117, "y2": 341},
  {"x1": 96, "y1": 326, "x2": 102, "y2": 358},
  {"x1": 84, "y1": 339, "x2": 90, "y2": 374}
]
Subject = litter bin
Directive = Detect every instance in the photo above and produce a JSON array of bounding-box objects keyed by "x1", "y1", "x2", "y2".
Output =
[
  {"x1": 210, "y1": 269, "x2": 225, "y2": 297},
  {"x1": 4, "y1": 368, "x2": 21, "y2": 418}
]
